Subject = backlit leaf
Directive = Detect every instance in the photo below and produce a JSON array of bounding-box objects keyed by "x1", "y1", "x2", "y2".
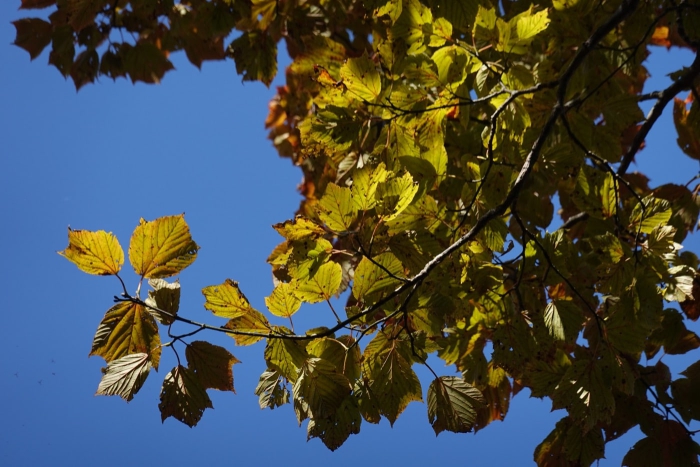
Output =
[
  {"x1": 185, "y1": 341, "x2": 240, "y2": 392},
  {"x1": 293, "y1": 358, "x2": 352, "y2": 419},
  {"x1": 203, "y1": 279, "x2": 254, "y2": 319},
  {"x1": 228, "y1": 30, "x2": 277, "y2": 87},
  {"x1": 90, "y1": 301, "x2": 161, "y2": 370},
  {"x1": 292, "y1": 261, "x2": 343, "y2": 303},
  {"x1": 96, "y1": 353, "x2": 151, "y2": 402},
  {"x1": 340, "y1": 53, "x2": 382, "y2": 102},
  {"x1": 255, "y1": 369, "x2": 290, "y2": 410},
  {"x1": 307, "y1": 396, "x2": 361, "y2": 451},
  {"x1": 352, "y1": 252, "x2": 404, "y2": 300},
  {"x1": 129, "y1": 215, "x2": 199, "y2": 278},
  {"x1": 224, "y1": 308, "x2": 271, "y2": 346},
  {"x1": 59, "y1": 227, "x2": 124, "y2": 275},
  {"x1": 376, "y1": 172, "x2": 420, "y2": 221},
  {"x1": 351, "y1": 163, "x2": 389, "y2": 211},
  {"x1": 427, "y1": 376, "x2": 485, "y2": 435},
  {"x1": 264, "y1": 331, "x2": 308, "y2": 382},
  {"x1": 544, "y1": 301, "x2": 566, "y2": 341},
  {"x1": 159, "y1": 365, "x2": 213, "y2": 427},
  {"x1": 317, "y1": 183, "x2": 357, "y2": 232},
  {"x1": 265, "y1": 282, "x2": 302, "y2": 318}
]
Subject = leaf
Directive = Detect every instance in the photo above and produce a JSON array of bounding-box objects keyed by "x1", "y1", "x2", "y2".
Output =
[
  {"x1": 629, "y1": 198, "x2": 672, "y2": 235},
  {"x1": 340, "y1": 53, "x2": 382, "y2": 102},
  {"x1": 273, "y1": 217, "x2": 326, "y2": 240},
  {"x1": 293, "y1": 358, "x2": 352, "y2": 419},
  {"x1": 427, "y1": 376, "x2": 485, "y2": 435},
  {"x1": 264, "y1": 332, "x2": 308, "y2": 382},
  {"x1": 203, "y1": 279, "x2": 254, "y2": 319},
  {"x1": 228, "y1": 30, "x2": 277, "y2": 86},
  {"x1": 12, "y1": 18, "x2": 52, "y2": 60},
  {"x1": 351, "y1": 163, "x2": 389, "y2": 211},
  {"x1": 674, "y1": 97, "x2": 700, "y2": 160},
  {"x1": 376, "y1": 172, "x2": 420, "y2": 221},
  {"x1": 307, "y1": 396, "x2": 361, "y2": 451},
  {"x1": 90, "y1": 301, "x2": 161, "y2": 370},
  {"x1": 129, "y1": 214, "x2": 199, "y2": 278},
  {"x1": 122, "y1": 42, "x2": 174, "y2": 84},
  {"x1": 19, "y1": 0, "x2": 56, "y2": 8},
  {"x1": 265, "y1": 282, "x2": 302, "y2": 318},
  {"x1": 255, "y1": 369, "x2": 290, "y2": 410},
  {"x1": 224, "y1": 308, "x2": 271, "y2": 346},
  {"x1": 317, "y1": 183, "x2": 357, "y2": 232},
  {"x1": 159, "y1": 365, "x2": 213, "y2": 427},
  {"x1": 362, "y1": 332, "x2": 423, "y2": 425},
  {"x1": 96, "y1": 353, "x2": 151, "y2": 402},
  {"x1": 185, "y1": 341, "x2": 240, "y2": 392},
  {"x1": 65, "y1": 0, "x2": 107, "y2": 32},
  {"x1": 145, "y1": 278, "x2": 180, "y2": 325},
  {"x1": 58, "y1": 227, "x2": 124, "y2": 275},
  {"x1": 390, "y1": 0, "x2": 432, "y2": 56},
  {"x1": 544, "y1": 301, "x2": 566, "y2": 341},
  {"x1": 352, "y1": 252, "x2": 404, "y2": 300},
  {"x1": 292, "y1": 261, "x2": 343, "y2": 303}
]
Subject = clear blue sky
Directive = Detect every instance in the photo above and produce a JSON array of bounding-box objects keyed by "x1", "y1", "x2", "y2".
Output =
[{"x1": 1, "y1": 3, "x2": 698, "y2": 465}]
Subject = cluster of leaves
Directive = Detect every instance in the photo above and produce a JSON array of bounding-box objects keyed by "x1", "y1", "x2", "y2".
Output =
[{"x1": 21, "y1": 0, "x2": 700, "y2": 464}]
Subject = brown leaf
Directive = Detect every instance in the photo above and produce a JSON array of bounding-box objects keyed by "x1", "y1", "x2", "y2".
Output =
[{"x1": 12, "y1": 18, "x2": 53, "y2": 60}]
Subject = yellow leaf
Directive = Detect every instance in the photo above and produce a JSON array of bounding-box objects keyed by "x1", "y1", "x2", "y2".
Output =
[
  {"x1": 340, "y1": 53, "x2": 382, "y2": 102},
  {"x1": 317, "y1": 183, "x2": 357, "y2": 232},
  {"x1": 224, "y1": 308, "x2": 271, "y2": 346},
  {"x1": 265, "y1": 282, "x2": 302, "y2": 318},
  {"x1": 376, "y1": 172, "x2": 420, "y2": 221},
  {"x1": 292, "y1": 261, "x2": 343, "y2": 303},
  {"x1": 58, "y1": 227, "x2": 124, "y2": 275},
  {"x1": 351, "y1": 163, "x2": 388, "y2": 211},
  {"x1": 203, "y1": 279, "x2": 254, "y2": 319},
  {"x1": 90, "y1": 301, "x2": 161, "y2": 369},
  {"x1": 129, "y1": 214, "x2": 199, "y2": 278}
]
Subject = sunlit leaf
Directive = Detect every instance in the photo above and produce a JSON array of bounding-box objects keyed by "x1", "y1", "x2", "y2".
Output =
[
  {"x1": 59, "y1": 227, "x2": 124, "y2": 275},
  {"x1": 340, "y1": 53, "x2": 382, "y2": 102},
  {"x1": 203, "y1": 279, "x2": 254, "y2": 319},
  {"x1": 317, "y1": 183, "x2": 357, "y2": 232},
  {"x1": 352, "y1": 252, "x2": 404, "y2": 300},
  {"x1": 292, "y1": 261, "x2": 343, "y2": 303},
  {"x1": 265, "y1": 282, "x2": 302, "y2": 318},
  {"x1": 145, "y1": 278, "x2": 180, "y2": 325},
  {"x1": 264, "y1": 330, "x2": 308, "y2": 382},
  {"x1": 224, "y1": 308, "x2": 271, "y2": 346},
  {"x1": 96, "y1": 353, "x2": 151, "y2": 402},
  {"x1": 90, "y1": 301, "x2": 161, "y2": 370},
  {"x1": 255, "y1": 369, "x2": 290, "y2": 409},
  {"x1": 293, "y1": 358, "x2": 352, "y2": 419},
  {"x1": 129, "y1": 215, "x2": 199, "y2": 278}
]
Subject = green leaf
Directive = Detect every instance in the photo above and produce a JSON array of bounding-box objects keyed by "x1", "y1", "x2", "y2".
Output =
[
  {"x1": 376, "y1": 172, "x2": 420, "y2": 221},
  {"x1": 339, "y1": 53, "x2": 382, "y2": 102},
  {"x1": 307, "y1": 396, "x2": 361, "y2": 451},
  {"x1": 95, "y1": 353, "x2": 151, "y2": 402},
  {"x1": 90, "y1": 302, "x2": 161, "y2": 370},
  {"x1": 292, "y1": 261, "x2": 343, "y2": 303},
  {"x1": 431, "y1": 45, "x2": 469, "y2": 85},
  {"x1": 362, "y1": 332, "x2": 423, "y2": 425},
  {"x1": 629, "y1": 197, "x2": 672, "y2": 235},
  {"x1": 228, "y1": 30, "x2": 277, "y2": 86},
  {"x1": 265, "y1": 282, "x2": 302, "y2": 318},
  {"x1": 293, "y1": 358, "x2": 352, "y2": 419},
  {"x1": 129, "y1": 214, "x2": 199, "y2": 279},
  {"x1": 351, "y1": 163, "x2": 389, "y2": 211},
  {"x1": 427, "y1": 376, "x2": 485, "y2": 435},
  {"x1": 203, "y1": 279, "x2": 254, "y2": 319},
  {"x1": 317, "y1": 183, "x2": 357, "y2": 232},
  {"x1": 58, "y1": 227, "x2": 124, "y2": 275},
  {"x1": 159, "y1": 365, "x2": 213, "y2": 427},
  {"x1": 273, "y1": 217, "x2": 326, "y2": 241},
  {"x1": 352, "y1": 252, "x2": 404, "y2": 300},
  {"x1": 390, "y1": 0, "x2": 432, "y2": 56},
  {"x1": 145, "y1": 278, "x2": 180, "y2": 325},
  {"x1": 544, "y1": 301, "x2": 566, "y2": 341},
  {"x1": 307, "y1": 336, "x2": 361, "y2": 382},
  {"x1": 264, "y1": 331, "x2": 308, "y2": 382},
  {"x1": 185, "y1": 341, "x2": 240, "y2": 392}
]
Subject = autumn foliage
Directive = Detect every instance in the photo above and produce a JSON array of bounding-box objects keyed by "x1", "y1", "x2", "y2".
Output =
[{"x1": 14, "y1": 0, "x2": 700, "y2": 464}]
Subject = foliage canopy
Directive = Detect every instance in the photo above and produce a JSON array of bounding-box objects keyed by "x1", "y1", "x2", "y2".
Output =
[{"x1": 15, "y1": 0, "x2": 700, "y2": 463}]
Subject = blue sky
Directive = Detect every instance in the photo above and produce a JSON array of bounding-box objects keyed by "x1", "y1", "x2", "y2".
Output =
[{"x1": 1, "y1": 3, "x2": 699, "y2": 465}]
